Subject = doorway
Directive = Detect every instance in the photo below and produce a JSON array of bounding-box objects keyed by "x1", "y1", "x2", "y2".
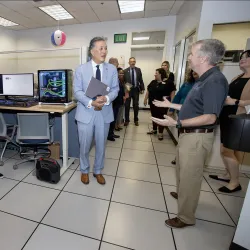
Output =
[{"x1": 131, "y1": 47, "x2": 164, "y2": 108}]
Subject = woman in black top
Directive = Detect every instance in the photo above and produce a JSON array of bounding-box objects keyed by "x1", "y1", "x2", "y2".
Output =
[
  {"x1": 161, "y1": 61, "x2": 175, "y2": 83},
  {"x1": 209, "y1": 50, "x2": 250, "y2": 193},
  {"x1": 144, "y1": 68, "x2": 176, "y2": 140}
]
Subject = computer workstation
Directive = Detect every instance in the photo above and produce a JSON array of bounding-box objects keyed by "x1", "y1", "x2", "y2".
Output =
[
  {"x1": 0, "y1": 69, "x2": 76, "y2": 175},
  {"x1": 0, "y1": 73, "x2": 37, "y2": 107}
]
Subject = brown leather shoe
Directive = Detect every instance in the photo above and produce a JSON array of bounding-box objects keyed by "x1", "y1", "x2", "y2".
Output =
[
  {"x1": 81, "y1": 174, "x2": 89, "y2": 185},
  {"x1": 124, "y1": 121, "x2": 129, "y2": 126},
  {"x1": 165, "y1": 217, "x2": 194, "y2": 229},
  {"x1": 134, "y1": 121, "x2": 139, "y2": 126},
  {"x1": 170, "y1": 192, "x2": 178, "y2": 200},
  {"x1": 93, "y1": 174, "x2": 106, "y2": 185}
]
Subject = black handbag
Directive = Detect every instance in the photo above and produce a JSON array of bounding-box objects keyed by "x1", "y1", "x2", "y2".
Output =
[{"x1": 223, "y1": 114, "x2": 250, "y2": 152}]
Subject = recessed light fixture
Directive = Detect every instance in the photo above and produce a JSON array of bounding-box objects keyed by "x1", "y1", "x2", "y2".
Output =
[
  {"x1": 133, "y1": 37, "x2": 150, "y2": 41},
  {"x1": 39, "y1": 5, "x2": 74, "y2": 21},
  {"x1": 118, "y1": 0, "x2": 145, "y2": 14},
  {"x1": 0, "y1": 17, "x2": 18, "y2": 27}
]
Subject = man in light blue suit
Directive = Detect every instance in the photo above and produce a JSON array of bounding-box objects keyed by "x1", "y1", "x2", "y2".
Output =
[{"x1": 74, "y1": 37, "x2": 119, "y2": 185}]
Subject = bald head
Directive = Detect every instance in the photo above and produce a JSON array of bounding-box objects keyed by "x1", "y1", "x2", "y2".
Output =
[{"x1": 109, "y1": 57, "x2": 119, "y2": 68}]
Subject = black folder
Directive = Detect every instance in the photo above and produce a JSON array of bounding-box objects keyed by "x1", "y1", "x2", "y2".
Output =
[{"x1": 85, "y1": 77, "x2": 109, "y2": 99}]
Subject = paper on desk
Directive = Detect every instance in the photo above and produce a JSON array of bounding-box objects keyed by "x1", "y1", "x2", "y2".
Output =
[{"x1": 85, "y1": 77, "x2": 110, "y2": 99}]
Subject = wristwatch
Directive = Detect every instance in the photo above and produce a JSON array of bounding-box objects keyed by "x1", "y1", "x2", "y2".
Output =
[
  {"x1": 176, "y1": 120, "x2": 182, "y2": 129},
  {"x1": 235, "y1": 99, "x2": 240, "y2": 106}
]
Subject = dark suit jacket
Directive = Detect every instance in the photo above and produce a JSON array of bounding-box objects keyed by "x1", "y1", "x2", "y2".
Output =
[{"x1": 124, "y1": 67, "x2": 145, "y2": 91}]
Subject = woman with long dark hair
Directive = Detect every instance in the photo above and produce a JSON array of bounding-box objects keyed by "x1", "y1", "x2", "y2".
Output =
[{"x1": 144, "y1": 68, "x2": 176, "y2": 140}]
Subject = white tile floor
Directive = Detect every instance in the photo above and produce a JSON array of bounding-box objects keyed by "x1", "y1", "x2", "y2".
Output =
[{"x1": 0, "y1": 110, "x2": 249, "y2": 250}]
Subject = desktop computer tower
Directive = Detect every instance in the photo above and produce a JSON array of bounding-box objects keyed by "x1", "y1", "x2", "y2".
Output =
[{"x1": 38, "y1": 69, "x2": 73, "y2": 104}]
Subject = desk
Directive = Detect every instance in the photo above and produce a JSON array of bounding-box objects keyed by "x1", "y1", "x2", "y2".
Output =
[{"x1": 0, "y1": 103, "x2": 77, "y2": 175}]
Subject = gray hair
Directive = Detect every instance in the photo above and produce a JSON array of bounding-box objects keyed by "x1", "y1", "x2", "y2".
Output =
[
  {"x1": 88, "y1": 36, "x2": 106, "y2": 58},
  {"x1": 194, "y1": 39, "x2": 225, "y2": 65},
  {"x1": 109, "y1": 57, "x2": 118, "y2": 64}
]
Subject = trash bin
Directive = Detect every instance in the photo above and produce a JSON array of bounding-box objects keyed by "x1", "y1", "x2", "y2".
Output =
[{"x1": 223, "y1": 114, "x2": 250, "y2": 152}]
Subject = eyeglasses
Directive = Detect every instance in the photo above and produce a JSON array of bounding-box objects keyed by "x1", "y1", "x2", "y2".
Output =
[{"x1": 240, "y1": 50, "x2": 250, "y2": 60}]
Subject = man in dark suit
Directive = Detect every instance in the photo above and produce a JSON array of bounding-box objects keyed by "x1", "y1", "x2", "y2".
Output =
[{"x1": 124, "y1": 57, "x2": 145, "y2": 126}]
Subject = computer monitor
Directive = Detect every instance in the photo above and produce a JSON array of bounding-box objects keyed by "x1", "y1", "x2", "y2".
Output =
[
  {"x1": 0, "y1": 73, "x2": 34, "y2": 97},
  {"x1": 38, "y1": 69, "x2": 73, "y2": 104}
]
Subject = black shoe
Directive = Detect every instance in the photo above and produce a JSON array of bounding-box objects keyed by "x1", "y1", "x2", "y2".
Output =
[
  {"x1": 107, "y1": 137, "x2": 115, "y2": 141},
  {"x1": 0, "y1": 173, "x2": 4, "y2": 179},
  {"x1": 147, "y1": 130, "x2": 157, "y2": 135},
  {"x1": 218, "y1": 185, "x2": 242, "y2": 193},
  {"x1": 135, "y1": 121, "x2": 139, "y2": 126},
  {"x1": 209, "y1": 175, "x2": 230, "y2": 183},
  {"x1": 113, "y1": 134, "x2": 120, "y2": 138}
]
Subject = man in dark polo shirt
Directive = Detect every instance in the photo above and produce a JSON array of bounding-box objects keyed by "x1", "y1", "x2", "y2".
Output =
[{"x1": 152, "y1": 39, "x2": 228, "y2": 229}]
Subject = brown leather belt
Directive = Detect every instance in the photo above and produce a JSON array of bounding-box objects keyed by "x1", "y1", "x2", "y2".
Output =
[{"x1": 179, "y1": 128, "x2": 214, "y2": 134}]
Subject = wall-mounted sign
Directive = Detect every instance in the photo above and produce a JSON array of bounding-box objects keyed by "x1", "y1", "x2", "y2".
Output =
[{"x1": 114, "y1": 33, "x2": 127, "y2": 43}]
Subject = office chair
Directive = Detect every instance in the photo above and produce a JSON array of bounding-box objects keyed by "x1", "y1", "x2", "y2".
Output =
[
  {"x1": 13, "y1": 113, "x2": 54, "y2": 170},
  {"x1": 0, "y1": 113, "x2": 20, "y2": 166}
]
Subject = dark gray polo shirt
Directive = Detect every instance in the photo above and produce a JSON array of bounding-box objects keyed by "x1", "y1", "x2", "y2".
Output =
[{"x1": 179, "y1": 66, "x2": 228, "y2": 129}]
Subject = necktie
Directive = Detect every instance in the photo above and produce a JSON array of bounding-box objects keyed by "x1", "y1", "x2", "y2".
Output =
[
  {"x1": 96, "y1": 65, "x2": 101, "y2": 81},
  {"x1": 131, "y1": 68, "x2": 135, "y2": 86}
]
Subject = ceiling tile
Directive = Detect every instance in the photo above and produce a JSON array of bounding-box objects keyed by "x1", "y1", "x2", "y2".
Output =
[
  {"x1": 87, "y1": 1, "x2": 118, "y2": 10},
  {"x1": 145, "y1": 9, "x2": 170, "y2": 18},
  {"x1": 121, "y1": 11, "x2": 144, "y2": 20},
  {"x1": 0, "y1": 3, "x2": 14, "y2": 14},
  {"x1": 145, "y1": 1, "x2": 174, "y2": 11},
  {"x1": 169, "y1": 0, "x2": 185, "y2": 15},
  {"x1": 12, "y1": 7, "x2": 57, "y2": 25},
  {"x1": 93, "y1": 6, "x2": 121, "y2": 22},
  {"x1": 0, "y1": 1, "x2": 34, "y2": 11},
  {"x1": 60, "y1": 1, "x2": 90, "y2": 12},
  {"x1": 69, "y1": 10, "x2": 100, "y2": 23},
  {"x1": 0, "y1": 10, "x2": 41, "y2": 28},
  {"x1": 58, "y1": 18, "x2": 80, "y2": 26}
]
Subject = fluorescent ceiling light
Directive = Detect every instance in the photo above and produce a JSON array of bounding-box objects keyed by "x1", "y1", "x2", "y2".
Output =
[
  {"x1": 39, "y1": 5, "x2": 74, "y2": 21},
  {"x1": 0, "y1": 17, "x2": 18, "y2": 27},
  {"x1": 133, "y1": 37, "x2": 150, "y2": 41},
  {"x1": 118, "y1": 0, "x2": 145, "y2": 13}
]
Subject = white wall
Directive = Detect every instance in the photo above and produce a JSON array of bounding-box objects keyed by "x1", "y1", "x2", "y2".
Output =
[
  {"x1": 174, "y1": 0, "x2": 203, "y2": 44},
  {"x1": 0, "y1": 26, "x2": 18, "y2": 73},
  {"x1": 15, "y1": 16, "x2": 176, "y2": 69},
  {"x1": 131, "y1": 48, "x2": 164, "y2": 107},
  {"x1": 198, "y1": 1, "x2": 250, "y2": 40}
]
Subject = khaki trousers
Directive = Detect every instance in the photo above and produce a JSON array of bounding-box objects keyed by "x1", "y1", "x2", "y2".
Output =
[{"x1": 176, "y1": 132, "x2": 214, "y2": 224}]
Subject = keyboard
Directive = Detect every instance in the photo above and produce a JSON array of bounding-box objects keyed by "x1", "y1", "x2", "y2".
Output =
[{"x1": 0, "y1": 99, "x2": 38, "y2": 107}]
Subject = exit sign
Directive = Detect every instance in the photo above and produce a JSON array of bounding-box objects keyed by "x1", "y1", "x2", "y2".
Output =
[{"x1": 114, "y1": 33, "x2": 127, "y2": 43}]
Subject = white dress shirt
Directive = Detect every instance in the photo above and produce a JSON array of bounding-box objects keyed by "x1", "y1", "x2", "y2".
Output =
[{"x1": 88, "y1": 60, "x2": 110, "y2": 108}]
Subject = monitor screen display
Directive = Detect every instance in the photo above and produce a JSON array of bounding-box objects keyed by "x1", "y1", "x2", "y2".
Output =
[
  {"x1": 38, "y1": 70, "x2": 66, "y2": 100},
  {"x1": 0, "y1": 73, "x2": 34, "y2": 96}
]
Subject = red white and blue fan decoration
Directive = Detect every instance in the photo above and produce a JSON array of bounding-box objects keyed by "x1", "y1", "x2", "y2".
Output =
[{"x1": 51, "y1": 30, "x2": 66, "y2": 46}]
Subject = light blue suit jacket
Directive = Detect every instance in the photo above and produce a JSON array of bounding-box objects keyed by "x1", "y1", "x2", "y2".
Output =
[{"x1": 74, "y1": 61, "x2": 119, "y2": 124}]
